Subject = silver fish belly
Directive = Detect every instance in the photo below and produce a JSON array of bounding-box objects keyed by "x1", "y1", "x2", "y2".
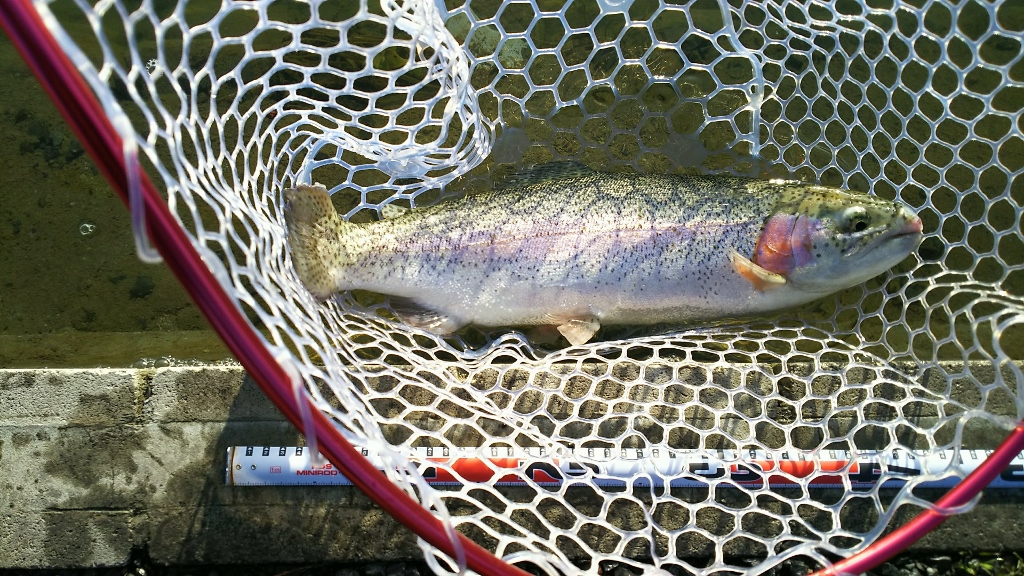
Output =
[{"x1": 284, "y1": 164, "x2": 923, "y2": 345}]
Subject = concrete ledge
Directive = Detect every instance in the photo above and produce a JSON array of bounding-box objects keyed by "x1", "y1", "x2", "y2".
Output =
[
  {"x1": 1, "y1": 365, "x2": 1021, "y2": 568},
  {"x1": 0, "y1": 367, "x2": 419, "y2": 568}
]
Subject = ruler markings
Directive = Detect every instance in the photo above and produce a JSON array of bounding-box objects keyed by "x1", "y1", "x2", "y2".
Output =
[{"x1": 226, "y1": 446, "x2": 1024, "y2": 489}]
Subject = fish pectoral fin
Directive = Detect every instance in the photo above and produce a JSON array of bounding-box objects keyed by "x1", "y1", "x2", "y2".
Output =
[
  {"x1": 555, "y1": 316, "x2": 601, "y2": 346},
  {"x1": 728, "y1": 249, "x2": 787, "y2": 292},
  {"x1": 389, "y1": 297, "x2": 463, "y2": 334}
]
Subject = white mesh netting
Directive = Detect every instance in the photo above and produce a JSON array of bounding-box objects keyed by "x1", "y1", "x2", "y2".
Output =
[{"x1": 33, "y1": 0, "x2": 1024, "y2": 574}]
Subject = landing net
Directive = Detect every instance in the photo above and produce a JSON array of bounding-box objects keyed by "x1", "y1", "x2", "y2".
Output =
[{"x1": 16, "y1": 0, "x2": 1024, "y2": 574}]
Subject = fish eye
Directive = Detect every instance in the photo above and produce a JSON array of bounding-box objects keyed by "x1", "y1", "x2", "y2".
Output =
[{"x1": 841, "y1": 207, "x2": 870, "y2": 233}]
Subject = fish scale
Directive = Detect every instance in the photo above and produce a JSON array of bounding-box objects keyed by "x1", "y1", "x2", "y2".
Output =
[{"x1": 284, "y1": 164, "x2": 923, "y2": 345}]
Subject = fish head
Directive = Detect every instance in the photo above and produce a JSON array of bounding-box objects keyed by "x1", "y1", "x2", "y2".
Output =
[{"x1": 754, "y1": 182, "x2": 924, "y2": 294}]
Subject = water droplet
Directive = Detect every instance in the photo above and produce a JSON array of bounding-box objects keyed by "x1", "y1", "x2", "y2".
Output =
[{"x1": 78, "y1": 220, "x2": 98, "y2": 238}]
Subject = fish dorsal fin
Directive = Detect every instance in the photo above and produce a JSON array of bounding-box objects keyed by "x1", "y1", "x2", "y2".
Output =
[
  {"x1": 500, "y1": 161, "x2": 596, "y2": 189},
  {"x1": 380, "y1": 203, "x2": 410, "y2": 220}
]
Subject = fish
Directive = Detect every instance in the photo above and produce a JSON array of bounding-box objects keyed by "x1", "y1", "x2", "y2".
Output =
[{"x1": 283, "y1": 162, "x2": 923, "y2": 345}]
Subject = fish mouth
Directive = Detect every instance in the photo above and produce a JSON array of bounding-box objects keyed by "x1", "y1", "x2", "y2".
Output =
[
  {"x1": 883, "y1": 212, "x2": 924, "y2": 243},
  {"x1": 899, "y1": 215, "x2": 923, "y2": 235}
]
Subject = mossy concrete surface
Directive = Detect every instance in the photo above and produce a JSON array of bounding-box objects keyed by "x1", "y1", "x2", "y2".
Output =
[
  {"x1": 0, "y1": 367, "x2": 419, "y2": 569},
  {"x1": 0, "y1": 365, "x2": 1021, "y2": 569}
]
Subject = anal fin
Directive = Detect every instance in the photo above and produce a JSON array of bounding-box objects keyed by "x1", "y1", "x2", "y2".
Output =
[
  {"x1": 556, "y1": 316, "x2": 601, "y2": 346},
  {"x1": 390, "y1": 297, "x2": 463, "y2": 334},
  {"x1": 729, "y1": 249, "x2": 786, "y2": 292}
]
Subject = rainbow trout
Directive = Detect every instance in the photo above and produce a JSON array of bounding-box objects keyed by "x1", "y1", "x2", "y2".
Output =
[{"x1": 284, "y1": 163, "x2": 922, "y2": 345}]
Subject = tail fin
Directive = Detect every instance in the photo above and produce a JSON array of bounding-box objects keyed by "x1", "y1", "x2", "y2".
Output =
[{"x1": 283, "y1": 183, "x2": 353, "y2": 299}]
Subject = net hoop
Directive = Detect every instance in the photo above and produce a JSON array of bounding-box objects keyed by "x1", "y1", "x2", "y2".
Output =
[{"x1": 1, "y1": 1, "x2": 1023, "y2": 574}]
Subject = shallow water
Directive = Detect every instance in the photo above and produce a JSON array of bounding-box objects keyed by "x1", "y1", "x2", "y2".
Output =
[{"x1": 0, "y1": 34, "x2": 229, "y2": 367}]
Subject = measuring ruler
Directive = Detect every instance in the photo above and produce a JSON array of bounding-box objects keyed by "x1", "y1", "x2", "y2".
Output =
[{"x1": 226, "y1": 446, "x2": 1024, "y2": 488}]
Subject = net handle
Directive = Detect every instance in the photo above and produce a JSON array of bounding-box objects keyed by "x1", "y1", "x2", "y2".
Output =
[{"x1": 0, "y1": 4, "x2": 527, "y2": 575}]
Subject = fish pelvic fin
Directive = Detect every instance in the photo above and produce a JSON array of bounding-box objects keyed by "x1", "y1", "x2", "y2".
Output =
[
  {"x1": 729, "y1": 248, "x2": 787, "y2": 292},
  {"x1": 556, "y1": 316, "x2": 601, "y2": 346},
  {"x1": 284, "y1": 183, "x2": 355, "y2": 300},
  {"x1": 389, "y1": 297, "x2": 464, "y2": 334}
]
